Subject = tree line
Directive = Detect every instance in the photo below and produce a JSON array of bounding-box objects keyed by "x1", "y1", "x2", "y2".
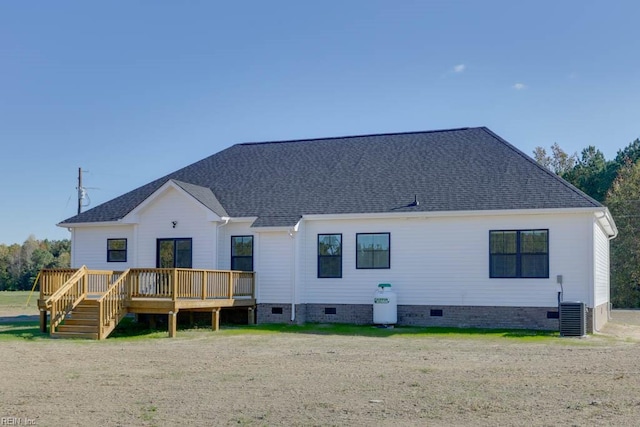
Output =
[
  {"x1": 0, "y1": 236, "x2": 70, "y2": 291},
  {"x1": 534, "y1": 137, "x2": 640, "y2": 308}
]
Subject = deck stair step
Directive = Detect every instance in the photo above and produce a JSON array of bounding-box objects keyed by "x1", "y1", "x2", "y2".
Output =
[
  {"x1": 52, "y1": 299, "x2": 101, "y2": 339},
  {"x1": 52, "y1": 331, "x2": 99, "y2": 340}
]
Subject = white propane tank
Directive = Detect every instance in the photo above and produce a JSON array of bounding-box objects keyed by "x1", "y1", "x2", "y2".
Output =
[{"x1": 373, "y1": 283, "x2": 397, "y2": 325}]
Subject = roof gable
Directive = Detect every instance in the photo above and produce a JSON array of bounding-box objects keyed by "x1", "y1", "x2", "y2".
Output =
[
  {"x1": 171, "y1": 180, "x2": 228, "y2": 218},
  {"x1": 116, "y1": 179, "x2": 226, "y2": 223},
  {"x1": 59, "y1": 127, "x2": 601, "y2": 227}
]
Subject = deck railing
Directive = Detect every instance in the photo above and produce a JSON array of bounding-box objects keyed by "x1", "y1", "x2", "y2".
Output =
[
  {"x1": 86, "y1": 270, "x2": 123, "y2": 294},
  {"x1": 39, "y1": 267, "x2": 256, "y2": 302},
  {"x1": 129, "y1": 268, "x2": 255, "y2": 300},
  {"x1": 38, "y1": 267, "x2": 255, "y2": 339},
  {"x1": 96, "y1": 269, "x2": 130, "y2": 339},
  {"x1": 44, "y1": 266, "x2": 89, "y2": 334}
]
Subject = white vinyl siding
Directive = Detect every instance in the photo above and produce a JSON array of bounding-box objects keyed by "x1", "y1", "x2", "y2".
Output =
[
  {"x1": 593, "y1": 220, "x2": 610, "y2": 306},
  {"x1": 216, "y1": 222, "x2": 293, "y2": 303},
  {"x1": 72, "y1": 225, "x2": 135, "y2": 269},
  {"x1": 256, "y1": 232, "x2": 293, "y2": 303},
  {"x1": 301, "y1": 212, "x2": 594, "y2": 307},
  {"x1": 70, "y1": 201, "x2": 606, "y2": 312},
  {"x1": 217, "y1": 222, "x2": 254, "y2": 270},
  {"x1": 132, "y1": 186, "x2": 217, "y2": 269}
]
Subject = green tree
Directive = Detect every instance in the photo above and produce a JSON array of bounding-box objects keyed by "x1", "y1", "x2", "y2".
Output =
[
  {"x1": 606, "y1": 159, "x2": 640, "y2": 308},
  {"x1": 562, "y1": 146, "x2": 616, "y2": 202},
  {"x1": 4, "y1": 243, "x2": 22, "y2": 290},
  {"x1": 0, "y1": 245, "x2": 14, "y2": 290},
  {"x1": 615, "y1": 138, "x2": 640, "y2": 165},
  {"x1": 0, "y1": 237, "x2": 70, "y2": 291},
  {"x1": 533, "y1": 146, "x2": 552, "y2": 170},
  {"x1": 532, "y1": 143, "x2": 576, "y2": 176},
  {"x1": 23, "y1": 248, "x2": 55, "y2": 290}
]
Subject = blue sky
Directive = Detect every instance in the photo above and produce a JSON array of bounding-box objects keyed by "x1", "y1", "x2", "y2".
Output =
[{"x1": 1, "y1": 1, "x2": 639, "y2": 245}]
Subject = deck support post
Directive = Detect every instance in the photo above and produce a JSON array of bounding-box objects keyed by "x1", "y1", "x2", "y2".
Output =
[
  {"x1": 247, "y1": 307, "x2": 255, "y2": 325},
  {"x1": 39, "y1": 310, "x2": 47, "y2": 333},
  {"x1": 168, "y1": 311, "x2": 178, "y2": 338},
  {"x1": 149, "y1": 315, "x2": 157, "y2": 330},
  {"x1": 212, "y1": 308, "x2": 220, "y2": 331}
]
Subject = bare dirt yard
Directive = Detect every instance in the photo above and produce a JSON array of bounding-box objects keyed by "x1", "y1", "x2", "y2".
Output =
[{"x1": 1, "y1": 296, "x2": 639, "y2": 426}]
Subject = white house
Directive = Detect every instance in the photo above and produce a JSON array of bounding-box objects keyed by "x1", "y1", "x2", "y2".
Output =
[{"x1": 59, "y1": 127, "x2": 617, "y2": 332}]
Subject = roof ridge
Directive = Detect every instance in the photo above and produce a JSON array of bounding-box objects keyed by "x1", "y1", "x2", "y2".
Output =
[
  {"x1": 236, "y1": 127, "x2": 476, "y2": 146},
  {"x1": 479, "y1": 127, "x2": 602, "y2": 208}
]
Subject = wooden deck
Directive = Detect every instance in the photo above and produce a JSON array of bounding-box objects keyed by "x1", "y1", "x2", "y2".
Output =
[{"x1": 37, "y1": 267, "x2": 256, "y2": 339}]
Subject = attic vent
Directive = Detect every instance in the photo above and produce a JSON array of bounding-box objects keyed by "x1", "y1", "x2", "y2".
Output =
[{"x1": 559, "y1": 302, "x2": 586, "y2": 337}]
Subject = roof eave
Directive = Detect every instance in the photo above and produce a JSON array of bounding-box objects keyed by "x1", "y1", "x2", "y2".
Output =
[
  {"x1": 302, "y1": 207, "x2": 610, "y2": 222},
  {"x1": 57, "y1": 220, "x2": 128, "y2": 228},
  {"x1": 595, "y1": 208, "x2": 618, "y2": 239}
]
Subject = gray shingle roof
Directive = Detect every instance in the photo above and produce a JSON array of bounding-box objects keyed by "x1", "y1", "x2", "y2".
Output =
[
  {"x1": 171, "y1": 180, "x2": 228, "y2": 218},
  {"x1": 251, "y1": 215, "x2": 303, "y2": 228},
  {"x1": 59, "y1": 127, "x2": 601, "y2": 227}
]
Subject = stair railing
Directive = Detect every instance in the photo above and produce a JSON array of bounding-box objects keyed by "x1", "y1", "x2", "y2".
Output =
[
  {"x1": 44, "y1": 266, "x2": 89, "y2": 335},
  {"x1": 96, "y1": 269, "x2": 131, "y2": 340}
]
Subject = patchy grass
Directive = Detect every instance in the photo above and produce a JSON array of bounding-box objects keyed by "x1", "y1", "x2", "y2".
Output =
[
  {"x1": 0, "y1": 318, "x2": 561, "y2": 343},
  {"x1": 139, "y1": 404, "x2": 158, "y2": 424},
  {"x1": 218, "y1": 322, "x2": 560, "y2": 341},
  {"x1": 0, "y1": 290, "x2": 38, "y2": 309},
  {"x1": 0, "y1": 292, "x2": 581, "y2": 343},
  {"x1": 107, "y1": 317, "x2": 170, "y2": 340},
  {"x1": 0, "y1": 321, "x2": 47, "y2": 341}
]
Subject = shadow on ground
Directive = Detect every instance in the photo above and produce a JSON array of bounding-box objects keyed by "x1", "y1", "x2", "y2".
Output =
[{"x1": 0, "y1": 321, "x2": 46, "y2": 340}]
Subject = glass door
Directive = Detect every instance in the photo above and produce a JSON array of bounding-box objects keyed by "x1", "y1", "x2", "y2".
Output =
[{"x1": 157, "y1": 238, "x2": 193, "y2": 268}]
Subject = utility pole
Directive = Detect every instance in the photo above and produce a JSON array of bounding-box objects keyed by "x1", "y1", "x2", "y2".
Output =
[{"x1": 77, "y1": 167, "x2": 82, "y2": 215}]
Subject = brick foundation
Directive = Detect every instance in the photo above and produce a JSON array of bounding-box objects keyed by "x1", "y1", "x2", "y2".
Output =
[
  {"x1": 398, "y1": 305, "x2": 559, "y2": 330},
  {"x1": 256, "y1": 303, "x2": 296, "y2": 324},
  {"x1": 257, "y1": 303, "x2": 564, "y2": 331},
  {"x1": 303, "y1": 304, "x2": 372, "y2": 325}
]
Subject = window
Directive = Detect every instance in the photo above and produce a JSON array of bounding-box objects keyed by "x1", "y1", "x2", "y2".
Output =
[
  {"x1": 356, "y1": 233, "x2": 390, "y2": 269},
  {"x1": 157, "y1": 238, "x2": 192, "y2": 268},
  {"x1": 107, "y1": 239, "x2": 127, "y2": 262},
  {"x1": 490, "y1": 230, "x2": 549, "y2": 278},
  {"x1": 318, "y1": 234, "x2": 342, "y2": 278},
  {"x1": 231, "y1": 236, "x2": 253, "y2": 271}
]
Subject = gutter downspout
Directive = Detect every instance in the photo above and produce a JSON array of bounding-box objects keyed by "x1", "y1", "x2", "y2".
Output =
[{"x1": 217, "y1": 217, "x2": 230, "y2": 229}]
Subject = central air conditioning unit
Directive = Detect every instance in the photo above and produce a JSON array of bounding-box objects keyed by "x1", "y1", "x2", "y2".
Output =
[{"x1": 559, "y1": 301, "x2": 586, "y2": 337}]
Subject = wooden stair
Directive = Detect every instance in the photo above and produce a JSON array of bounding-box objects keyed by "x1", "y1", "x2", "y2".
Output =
[{"x1": 52, "y1": 299, "x2": 100, "y2": 339}]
